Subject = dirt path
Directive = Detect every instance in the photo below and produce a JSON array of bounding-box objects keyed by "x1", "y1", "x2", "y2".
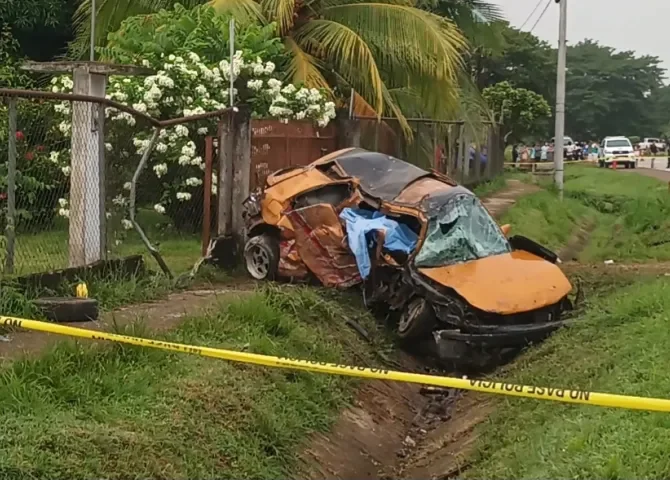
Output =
[
  {"x1": 481, "y1": 179, "x2": 540, "y2": 219},
  {"x1": 0, "y1": 283, "x2": 254, "y2": 362},
  {"x1": 561, "y1": 261, "x2": 670, "y2": 276}
]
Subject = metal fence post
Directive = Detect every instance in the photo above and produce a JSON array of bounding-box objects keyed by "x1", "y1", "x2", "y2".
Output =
[
  {"x1": 203, "y1": 135, "x2": 213, "y2": 256},
  {"x1": 5, "y1": 98, "x2": 17, "y2": 274},
  {"x1": 217, "y1": 112, "x2": 234, "y2": 237}
]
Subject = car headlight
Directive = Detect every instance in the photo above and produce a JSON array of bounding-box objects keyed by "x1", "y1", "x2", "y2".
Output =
[{"x1": 242, "y1": 194, "x2": 261, "y2": 217}]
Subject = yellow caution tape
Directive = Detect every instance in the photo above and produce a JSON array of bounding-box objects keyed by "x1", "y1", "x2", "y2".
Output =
[
  {"x1": 503, "y1": 160, "x2": 592, "y2": 166},
  {"x1": 3, "y1": 315, "x2": 670, "y2": 412}
]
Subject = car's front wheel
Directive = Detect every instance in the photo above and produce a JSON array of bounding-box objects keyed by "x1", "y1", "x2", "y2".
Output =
[
  {"x1": 244, "y1": 234, "x2": 279, "y2": 280},
  {"x1": 397, "y1": 297, "x2": 436, "y2": 341}
]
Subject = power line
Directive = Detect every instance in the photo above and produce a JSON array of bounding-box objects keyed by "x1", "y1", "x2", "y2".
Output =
[
  {"x1": 529, "y1": 0, "x2": 552, "y2": 34},
  {"x1": 519, "y1": 0, "x2": 544, "y2": 30}
]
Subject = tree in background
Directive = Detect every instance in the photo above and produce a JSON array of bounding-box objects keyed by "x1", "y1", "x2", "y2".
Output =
[
  {"x1": 477, "y1": 23, "x2": 555, "y2": 102},
  {"x1": 0, "y1": 0, "x2": 77, "y2": 62},
  {"x1": 70, "y1": 0, "x2": 470, "y2": 130},
  {"x1": 482, "y1": 81, "x2": 551, "y2": 143},
  {"x1": 474, "y1": 25, "x2": 665, "y2": 142},
  {"x1": 564, "y1": 40, "x2": 664, "y2": 141}
]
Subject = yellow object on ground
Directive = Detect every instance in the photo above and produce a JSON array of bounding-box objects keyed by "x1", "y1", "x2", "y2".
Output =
[{"x1": 75, "y1": 283, "x2": 88, "y2": 298}]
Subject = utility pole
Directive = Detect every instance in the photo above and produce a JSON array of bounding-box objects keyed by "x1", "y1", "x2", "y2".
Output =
[
  {"x1": 554, "y1": 0, "x2": 567, "y2": 198},
  {"x1": 90, "y1": 0, "x2": 96, "y2": 61}
]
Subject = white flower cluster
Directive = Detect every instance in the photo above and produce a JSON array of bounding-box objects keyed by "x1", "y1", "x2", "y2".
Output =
[
  {"x1": 47, "y1": 48, "x2": 335, "y2": 231},
  {"x1": 57, "y1": 197, "x2": 69, "y2": 218}
]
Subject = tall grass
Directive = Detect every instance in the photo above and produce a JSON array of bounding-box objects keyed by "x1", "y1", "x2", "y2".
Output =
[
  {"x1": 0, "y1": 286, "x2": 385, "y2": 479},
  {"x1": 467, "y1": 277, "x2": 670, "y2": 479}
]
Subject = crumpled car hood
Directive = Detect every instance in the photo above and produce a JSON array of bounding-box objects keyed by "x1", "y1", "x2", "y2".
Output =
[{"x1": 417, "y1": 250, "x2": 572, "y2": 314}]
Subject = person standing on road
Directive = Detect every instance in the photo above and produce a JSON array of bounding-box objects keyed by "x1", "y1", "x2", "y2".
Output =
[
  {"x1": 540, "y1": 143, "x2": 548, "y2": 162},
  {"x1": 651, "y1": 142, "x2": 658, "y2": 159},
  {"x1": 512, "y1": 143, "x2": 519, "y2": 163}
]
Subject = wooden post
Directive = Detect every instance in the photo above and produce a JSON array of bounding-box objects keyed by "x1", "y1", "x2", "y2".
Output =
[
  {"x1": 20, "y1": 60, "x2": 152, "y2": 267},
  {"x1": 5, "y1": 98, "x2": 17, "y2": 274},
  {"x1": 217, "y1": 112, "x2": 234, "y2": 236},
  {"x1": 457, "y1": 124, "x2": 465, "y2": 184},
  {"x1": 462, "y1": 129, "x2": 472, "y2": 185},
  {"x1": 69, "y1": 67, "x2": 107, "y2": 267},
  {"x1": 336, "y1": 113, "x2": 361, "y2": 149},
  {"x1": 485, "y1": 125, "x2": 494, "y2": 181},
  {"x1": 202, "y1": 136, "x2": 213, "y2": 256},
  {"x1": 92, "y1": 79, "x2": 107, "y2": 260},
  {"x1": 69, "y1": 66, "x2": 90, "y2": 267},
  {"x1": 231, "y1": 107, "x2": 251, "y2": 243}
]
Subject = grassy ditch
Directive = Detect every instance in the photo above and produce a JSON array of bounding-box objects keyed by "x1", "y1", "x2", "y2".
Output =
[
  {"x1": 499, "y1": 189, "x2": 591, "y2": 253},
  {"x1": 499, "y1": 164, "x2": 670, "y2": 262},
  {"x1": 466, "y1": 276, "x2": 670, "y2": 479},
  {"x1": 0, "y1": 285, "x2": 385, "y2": 479},
  {"x1": 466, "y1": 165, "x2": 670, "y2": 477}
]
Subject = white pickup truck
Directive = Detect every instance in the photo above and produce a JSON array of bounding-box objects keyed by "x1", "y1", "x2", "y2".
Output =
[
  {"x1": 550, "y1": 136, "x2": 577, "y2": 159},
  {"x1": 638, "y1": 138, "x2": 666, "y2": 151},
  {"x1": 598, "y1": 136, "x2": 637, "y2": 168}
]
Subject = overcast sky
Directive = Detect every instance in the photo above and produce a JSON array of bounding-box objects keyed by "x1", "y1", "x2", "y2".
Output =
[{"x1": 493, "y1": 0, "x2": 670, "y2": 77}]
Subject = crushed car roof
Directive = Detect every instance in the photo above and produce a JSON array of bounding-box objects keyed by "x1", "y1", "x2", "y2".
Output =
[
  {"x1": 313, "y1": 148, "x2": 465, "y2": 209},
  {"x1": 328, "y1": 149, "x2": 429, "y2": 200}
]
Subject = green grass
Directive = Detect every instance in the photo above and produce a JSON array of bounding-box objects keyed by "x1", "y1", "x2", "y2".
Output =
[
  {"x1": 0, "y1": 285, "x2": 386, "y2": 479},
  {"x1": 498, "y1": 164, "x2": 670, "y2": 261},
  {"x1": 466, "y1": 163, "x2": 670, "y2": 478},
  {"x1": 1, "y1": 208, "x2": 203, "y2": 278},
  {"x1": 466, "y1": 277, "x2": 670, "y2": 479},
  {"x1": 500, "y1": 189, "x2": 592, "y2": 252}
]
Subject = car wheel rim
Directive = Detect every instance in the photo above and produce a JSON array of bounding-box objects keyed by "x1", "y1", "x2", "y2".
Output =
[
  {"x1": 398, "y1": 300, "x2": 422, "y2": 333},
  {"x1": 246, "y1": 245, "x2": 270, "y2": 279}
]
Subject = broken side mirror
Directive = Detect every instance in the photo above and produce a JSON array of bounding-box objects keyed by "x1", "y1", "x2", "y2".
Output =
[{"x1": 500, "y1": 224, "x2": 512, "y2": 236}]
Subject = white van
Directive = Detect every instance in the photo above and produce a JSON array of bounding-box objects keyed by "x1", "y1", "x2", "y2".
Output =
[{"x1": 598, "y1": 136, "x2": 637, "y2": 169}]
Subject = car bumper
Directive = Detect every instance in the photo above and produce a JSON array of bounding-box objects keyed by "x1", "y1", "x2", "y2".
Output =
[
  {"x1": 603, "y1": 156, "x2": 636, "y2": 163},
  {"x1": 435, "y1": 319, "x2": 569, "y2": 348}
]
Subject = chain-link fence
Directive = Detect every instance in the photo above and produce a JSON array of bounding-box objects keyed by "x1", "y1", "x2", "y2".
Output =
[
  {"x1": 0, "y1": 89, "x2": 233, "y2": 279},
  {"x1": 358, "y1": 117, "x2": 504, "y2": 186},
  {"x1": 1, "y1": 87, "x2": 505, "y2": 279}
]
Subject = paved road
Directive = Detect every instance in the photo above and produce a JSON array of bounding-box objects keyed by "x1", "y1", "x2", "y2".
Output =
[{"x1": 626, "y1": 157, "x2": 670, "y2": 181}]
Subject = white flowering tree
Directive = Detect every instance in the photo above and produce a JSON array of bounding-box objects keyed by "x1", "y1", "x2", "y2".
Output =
[{"x1": 47, "y1": 4, "x2": 336, "y2": 235}]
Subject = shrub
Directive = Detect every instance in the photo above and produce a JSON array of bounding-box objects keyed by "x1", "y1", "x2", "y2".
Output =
[{"x1": 45, "y1": 4, "x2": 337, "y2": 234}]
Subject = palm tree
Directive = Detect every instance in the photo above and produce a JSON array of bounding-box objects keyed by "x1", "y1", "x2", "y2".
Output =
[{"x1": 72, "y1": 0, "x2": 469, "y2": 127}]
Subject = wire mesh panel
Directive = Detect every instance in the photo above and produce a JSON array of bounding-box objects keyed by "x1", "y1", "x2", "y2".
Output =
[
  {"x1": 357, "y1": 118, "x2": 504, "y2": 188},
  {"x1": 114, "y1": 116, "x2": 219, "y2": 276},
  {"x1": 1, "y1": 97, "x2": 71, "y2": 276}
]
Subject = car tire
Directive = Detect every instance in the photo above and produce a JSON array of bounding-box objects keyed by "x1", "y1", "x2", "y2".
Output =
[
  {"x1": 598, "y1": 160, "x2": 605, "y2": 168},
  {"x1": 397, "y1": 297, "x2": 436, "y2": 341},
  {"x1": 244, "y1": 234, "x2": 279, "y2": 281},
  {"x1": 34, "y1": 297, "x2": 99, "y2": 323}
]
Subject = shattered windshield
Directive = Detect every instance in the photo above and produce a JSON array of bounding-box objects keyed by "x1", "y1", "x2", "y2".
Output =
[{"x1": 414, "y1": 194, "x2": 511, "y2": 268}]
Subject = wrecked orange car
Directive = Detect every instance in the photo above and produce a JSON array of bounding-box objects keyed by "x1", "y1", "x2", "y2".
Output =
[{"x1": 242, "y1": 148, "x2": 573, "y2": 362}]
